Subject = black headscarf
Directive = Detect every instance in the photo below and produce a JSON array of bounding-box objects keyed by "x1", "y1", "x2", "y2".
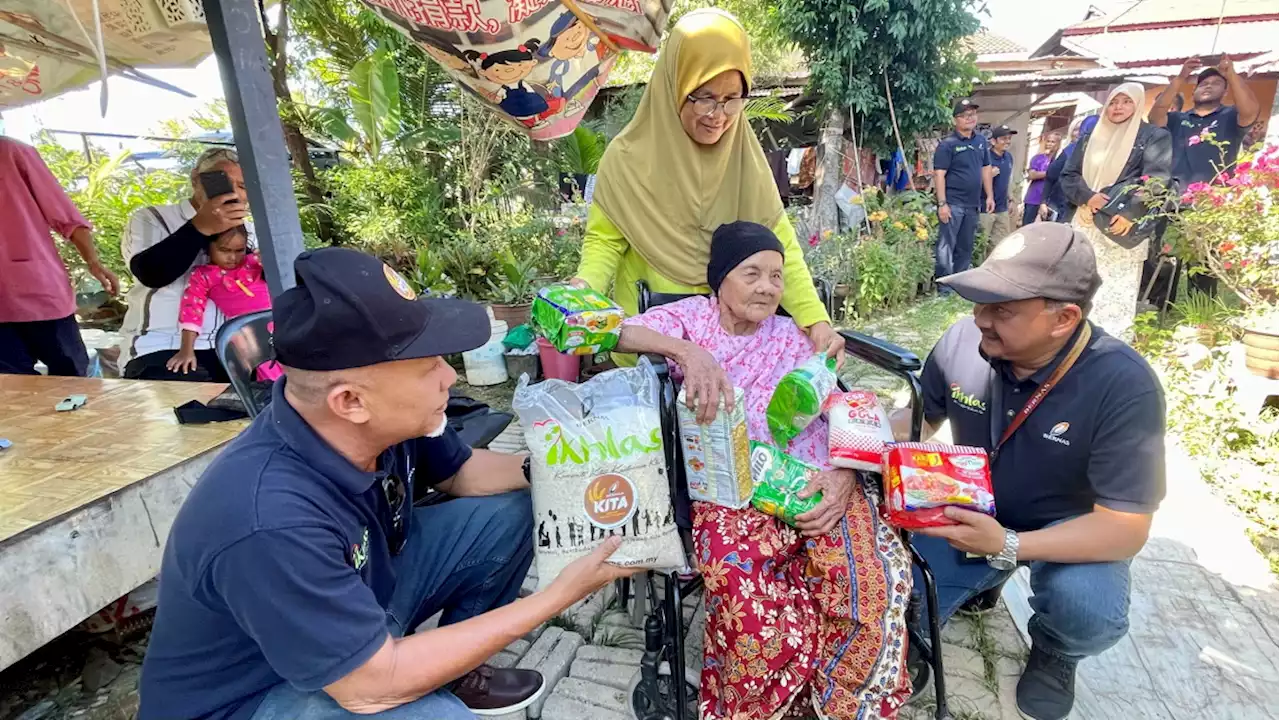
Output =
[{"x1": 707, "y1": 221, "x2": 786, "y2": 293}]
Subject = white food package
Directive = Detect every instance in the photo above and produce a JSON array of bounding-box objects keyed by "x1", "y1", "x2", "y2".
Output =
[
  {"x1": 513, "y1": 358, "x2": 685, "y2": 590},
  {"x1": 676, "y1": 386, "x2": 753, "y2": 510},
  {"x1": 824, "y1": 390, "x2": 894, "y2": 472}
]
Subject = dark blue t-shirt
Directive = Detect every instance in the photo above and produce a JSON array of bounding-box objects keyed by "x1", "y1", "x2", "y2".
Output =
[
  {"x1": 1168, "y1": 105, "x2": 1246, "y2": 184},
  {"x1": 982, "y1": 148, "x2": 1015, "y2": 213},
  {"x1": 138, "y1": 381, "x2": 472, "y2": 720},
  {"x1": 933, "y1": 131, "x2": 990, "y2": 209},
  {"x1": 921, "y1": 318, "x2": 1166, "y2": 531}
]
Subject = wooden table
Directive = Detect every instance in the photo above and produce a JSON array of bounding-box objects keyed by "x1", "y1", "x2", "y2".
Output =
[{"x1": 0, "y1": 376, "x2": 247, "y2": 671}]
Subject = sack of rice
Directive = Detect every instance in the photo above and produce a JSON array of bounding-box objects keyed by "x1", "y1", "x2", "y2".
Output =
[
  {"x1": 513, "y1": 358, "x2": 685, "y2": 590},
  {"x1": 825, "y1": 390, "x2": 894, "y2": 472},
  {"x1": 677, "y1": 386, "x2": 752, "y2": 509}
]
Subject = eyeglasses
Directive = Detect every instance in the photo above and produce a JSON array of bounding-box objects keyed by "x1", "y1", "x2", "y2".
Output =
[
  {"x1": 380, "y1": 472, "x2": 408, "y2": 555},
  {"x1": 687, "y1": 95, "x2": 747, "y2": 117}
]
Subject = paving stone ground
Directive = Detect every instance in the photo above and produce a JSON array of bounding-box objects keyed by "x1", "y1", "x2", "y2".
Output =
[{"x1": 497, "y1": 560, "x2": 1027, "y2": 720}]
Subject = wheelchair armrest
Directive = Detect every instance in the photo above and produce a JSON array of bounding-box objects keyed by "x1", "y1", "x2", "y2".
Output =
[{"x1": 839, "y1": 329, "x2": 922, "y2": 374}]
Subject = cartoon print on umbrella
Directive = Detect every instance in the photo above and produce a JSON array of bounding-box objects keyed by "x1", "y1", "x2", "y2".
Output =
[
  {"x1": 539, "y1": 10, "x2": 609, "y2": 112},
  {"x1": 465, "y1": 40, "x2": 566, "y2": 128}
]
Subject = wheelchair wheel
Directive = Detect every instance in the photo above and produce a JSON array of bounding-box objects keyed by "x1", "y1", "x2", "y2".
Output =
[{"x1": 629, "y1": 661, "x2": 698, "y2": 720}]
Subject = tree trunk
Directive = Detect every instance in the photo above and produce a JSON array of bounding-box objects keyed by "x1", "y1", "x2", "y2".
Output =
[
  {"x1": 262, "y1": 0, "x2": 333, "y2": 243},
  {"x1": 813, "y1": 109, "x2": 845, "y2": 238}
]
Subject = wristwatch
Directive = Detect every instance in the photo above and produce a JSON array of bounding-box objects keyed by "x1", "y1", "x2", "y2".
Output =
[{"x1": 986, "y1": 529, "x2": 1019, "y2": 571}]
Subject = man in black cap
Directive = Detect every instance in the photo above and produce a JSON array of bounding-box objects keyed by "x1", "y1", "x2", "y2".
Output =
[
  {"x1": 898, "y1": 224, "x2": 1166, "y2": 720},
  {"x1": 933, "y1": 98, "x2": 995, "y2": 291},
  {"x1": 139, "y1": 248, "x2": 636, "y2": 720},
  {"x1": 980, "y1": 124, "x2": 1019, "y2": 245},
  {"x1": 1151, "y1": 56, "x2": 1260, "y2": 186}
]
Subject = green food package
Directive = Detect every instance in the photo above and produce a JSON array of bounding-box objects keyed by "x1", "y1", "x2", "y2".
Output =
[
  {"x1": 748, "y1": 441, "x2": 822, "y2": 526},
  {"x1": 766, "y1": 354, "x2": 838, "y2": 447},
  {"x1": 532, "y1": 286, "x2": 625, "y2": 356},
  {"x1": 502, "y1": 324, "x2": 536, "y2": 351}
]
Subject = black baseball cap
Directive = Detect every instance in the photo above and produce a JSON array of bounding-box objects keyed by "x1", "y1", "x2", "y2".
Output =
[
  {"x1": 1197, "y1": 67, "x2": 1225, "y2": 85},
  {"x1": 273, "y1": 247, "x2": 490, "y2": 371},
  {"x1": 990, "y1": 124, "x2": 1018, "y2": 138},
  {"x1": 939, "y1": 223, "x2": 1101, "y2": 305},
  {"x1": 952, "y1": 98, "x2": 979, "y2": 116}
]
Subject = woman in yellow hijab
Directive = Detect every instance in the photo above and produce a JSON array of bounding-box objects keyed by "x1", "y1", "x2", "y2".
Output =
[
  {"x1": 570, "y1": 9, "x2": 843, "y2": 364},
  {"x1": 1060, "y1": 82, "x2": 1172, "y2": 340}
]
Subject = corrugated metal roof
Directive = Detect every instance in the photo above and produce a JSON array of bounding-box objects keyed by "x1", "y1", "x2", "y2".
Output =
[
  {"x1": 1060, "y1": 19, "x2": 1278, "y2": 65},
  {"x1": 985, "y1": 64, "x2": 1190, "y2": 85},
  {"x1": 1067, "y1": 0, "x2": 1277, "y2": 30}
]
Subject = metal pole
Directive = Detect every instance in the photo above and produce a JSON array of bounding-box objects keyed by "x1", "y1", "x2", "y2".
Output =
[{"x1": 204, "y1": 0, "x2": 304, "y2": 295}]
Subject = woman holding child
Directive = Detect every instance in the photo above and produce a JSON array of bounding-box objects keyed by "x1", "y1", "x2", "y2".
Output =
[
  {"x1": 616, "y1": 222, "x2": 912, "y2": 719},
  {"x1": 570, "y1": 9, "x2": 844, "y2": 365}
]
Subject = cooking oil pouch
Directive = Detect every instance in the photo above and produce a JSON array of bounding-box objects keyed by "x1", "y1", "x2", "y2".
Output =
[{"x1": 766, "y1": 354, "x2": 838, "y2": 447}]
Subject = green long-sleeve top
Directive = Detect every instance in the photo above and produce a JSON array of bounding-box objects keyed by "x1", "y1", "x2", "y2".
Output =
[{"x1": 575, "y1": 204, "x2": 830, "y2": 328}]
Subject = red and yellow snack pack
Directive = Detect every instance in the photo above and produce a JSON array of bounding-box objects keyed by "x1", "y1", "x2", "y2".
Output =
[{"x1": 882, "y1": 443, "x2": 995, "y2": 529}]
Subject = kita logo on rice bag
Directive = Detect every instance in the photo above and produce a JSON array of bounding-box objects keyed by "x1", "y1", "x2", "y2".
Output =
[
  {"x1": 513, "y1": 358, "x2": 685, "y2": 589},
  {"x1": 532, "y1": 285, "x2": 625, "y2": 355},
  {"x1": 677, "y1": 386, "x2": 752, "y2": 509},
  {"x1": 360, "y1": 0, "x2": 673, "y2": 141},
  {"x1": 766, "y1": 354, "x2": 838, "y2": 447},
  {"x1": 748, "y1": 442, "x2": 822, "y2": 527},
  {"x1": 825, "y1": 390, "x2": 894, "y2": 472},
  {"x1": 882, "y1": 443, "x2": 995, "y2": 529}
]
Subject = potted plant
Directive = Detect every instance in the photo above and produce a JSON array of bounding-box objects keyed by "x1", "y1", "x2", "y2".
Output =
[
  {"x1": 1173, "y1": 145, "x2": 1279, "y2": 378},
  {"x1": 487, "y1": 249, "x2": 539, "y2": 328}
]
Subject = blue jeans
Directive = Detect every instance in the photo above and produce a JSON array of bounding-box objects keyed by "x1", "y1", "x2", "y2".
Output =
[
  {"x1": 935, "y1": 205, "x2": 979, "y2": 281},
  {"x1": 911, "y1": 532, "x2": 1131, "y2": 661},
  {"x1": 252, "y1": 491, "x2": 535, "y2": 720},
  {"x1": 1022, "y1": 203, "x2": 1042, "y2": 228}
]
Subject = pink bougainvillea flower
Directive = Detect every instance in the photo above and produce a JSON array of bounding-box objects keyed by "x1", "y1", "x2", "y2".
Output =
[
  {"x1": 1187, "y1": 182, "x2": 1211, "y2": 194},
  {"x1": 1219, "y1": 242, "x2": 1236, "y2": 253},
  {"x1": 808, "y1": 234, "x2": 820, "y2": 247},
  {"x1": 1240, "y1": 259, "x2": 1252, "y2": 268},
  {"x1": 1188, "y1": 135, "x2": 1202, "y2": 146},
  {"x1": 1141, "y1": 175, "x2": 1150, "y2": 181},
  {"x1": 1223, "y1": 261, "x2": 1234, "y2": 269},
  {"x1": 1180, "y1": 191, "x2": 1194, "y2": 204}
]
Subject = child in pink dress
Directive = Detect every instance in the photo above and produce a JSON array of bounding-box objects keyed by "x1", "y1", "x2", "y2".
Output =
[{"x1": 166, "y1": 226, "x2": 281, "y2": 381}]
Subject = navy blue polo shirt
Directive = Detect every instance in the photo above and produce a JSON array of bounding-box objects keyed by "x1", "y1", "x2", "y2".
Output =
[
  {"x1": 921, "y1": 318, "x2": 1166, "y2": 532},
  {"x1": 139, "y1": 381, "x2": 471, "y2": 720},
  {"x1": 1168, "y1": 105, "x2": 1246, "y2": 184},
  {"x1": 933, "y1": 131, "x2": 990, "y2": 210},
  {"x1": 982, "y1": 148, "x2": 1015, "y2": 213}
]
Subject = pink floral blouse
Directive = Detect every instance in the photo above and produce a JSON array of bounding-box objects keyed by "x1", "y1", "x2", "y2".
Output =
[
  {"x1": 178, "y1": 254, "x2": 271, "y2": 333},
  {"x1": 623, "y1": 296, "x2": 831, "y2": 468}
]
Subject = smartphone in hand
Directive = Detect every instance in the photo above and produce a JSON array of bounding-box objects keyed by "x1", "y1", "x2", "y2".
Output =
[{"x1": 199, "y1": 170, "x2": 234, "y2": 199}]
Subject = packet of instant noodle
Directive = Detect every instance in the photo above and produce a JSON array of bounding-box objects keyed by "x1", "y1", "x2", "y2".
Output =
[
  {"x1": 766, "y1": 354, "x2": 838, "y2": 447},
  {"x1": 748, "y1": 442, "x2": 822, "y2": 526},
  {"x1": 677, "y1": 386, "x2": 753, "y2": 510},
  {"x1": 882, "y1": 443, "x2": 995, "y2": 529},
  {"x1": 532, "y1": 285, "x2": 624, "y2": 356},
  {"x1": 825, "y1": 390, "x2": 894, "y2": 472}
]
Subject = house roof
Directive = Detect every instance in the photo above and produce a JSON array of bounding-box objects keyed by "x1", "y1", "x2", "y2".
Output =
[
  {"x1": 966, "y1": 31, "x2": 1027, "y2": 57},
  {"x1": 980, "y1": 52, "x2": 1278, "y2": 91},
  {"x1": 1065, "y1": 0, "x2": 1278, "y2": 31},
  {"x1": 1058, "y1": 18, "x2": 1279, "y2": 67}
]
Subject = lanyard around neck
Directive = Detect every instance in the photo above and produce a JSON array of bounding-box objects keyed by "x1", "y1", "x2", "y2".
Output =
[{"x1": 992, "y1": 323, "x2": 1092, "y2": 459}]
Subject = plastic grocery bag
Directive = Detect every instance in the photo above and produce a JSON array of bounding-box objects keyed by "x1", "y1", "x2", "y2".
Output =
[
  {"x1": 825, "y1": 390, "x2": 894, "y2": 472},
  {"x1": 748, "y1": 442, "x2": 822, "y2": 527},
  {"x1": 766, "y1": 354, "x2": 838, "y2": 447},
  {"x1": 882, "y1": 443, "x2": 995, "y2": 529},
  {"x1": 513, "y1": 358, "x2": 685, "y2": 589},
  {"x1": 532, "y1": 285, "x2": 625, "y2": 355},
  {"x1": 677, "y1": 386, "x2": 752, "y2": 509},
  {"x1": 360, "y1": 0, "x2": 674, "y2": 141}
]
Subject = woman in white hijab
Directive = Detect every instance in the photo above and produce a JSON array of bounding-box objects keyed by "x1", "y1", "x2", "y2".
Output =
[{"x1": 1061, "y1": 83, "x2": 1172, "y2": 340}]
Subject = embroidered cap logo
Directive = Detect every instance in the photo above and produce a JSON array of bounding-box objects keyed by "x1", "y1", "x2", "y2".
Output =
[{"x1": 383, "y1": 264, "x2": 416, "y2": 301}]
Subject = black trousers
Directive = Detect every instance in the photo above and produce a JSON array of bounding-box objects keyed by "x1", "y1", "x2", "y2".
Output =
[
  {"x1": 124, "y1": 349, "x2": 230, "y2": 383},
  {"x1": 0, "y1": 314, "x2": 90, "y2": 376}
]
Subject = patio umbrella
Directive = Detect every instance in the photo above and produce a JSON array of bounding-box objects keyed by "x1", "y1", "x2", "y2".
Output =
[
  {"x1": 362, "y1": 0, "x2": 673, "y2": 141},
  {"x1": 0, "y1": 0, "x2": 216, "y2": 112}
]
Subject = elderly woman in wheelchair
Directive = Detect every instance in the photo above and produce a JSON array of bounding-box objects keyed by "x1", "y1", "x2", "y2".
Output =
[{"x1": 614, "y1": 221, "x2": 913, "y2": 719}]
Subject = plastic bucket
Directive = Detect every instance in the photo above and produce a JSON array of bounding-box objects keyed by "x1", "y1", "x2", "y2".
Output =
[
  {"x1": 537, "y1": 337, "x2": 580, "y2": 382},
  {"x1": 506, "y1": 352, "x2": 539, "y2": 383},
  {"x1": 463, "y1": 319, "x2": 509, "y2": 386}
]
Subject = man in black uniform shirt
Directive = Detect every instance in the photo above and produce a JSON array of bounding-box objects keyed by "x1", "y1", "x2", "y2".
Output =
[{"x1": 899, "y1": 224, "x2": 1166, "y2": 720}]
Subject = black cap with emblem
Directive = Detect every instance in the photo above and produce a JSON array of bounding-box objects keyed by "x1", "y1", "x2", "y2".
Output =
[
  {"x1": 273, "y1": 247, "x2": 490, "y2": 371},
  {"x1": 990, "y1": 124, "x2": 1018, "y2": 138},
  {"x1": 938, "y1": 223, "x2": 1101, "y2": 306},
  {"x1": 952, "y1": 98, "x2": 979, "y2": 116}
]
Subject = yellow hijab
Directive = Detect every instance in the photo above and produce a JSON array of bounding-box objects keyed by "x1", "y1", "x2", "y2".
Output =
[
  {"x1": 592, "y1": 9, "x2": 784, "y2": 287},
  {"x1": 1075, "y1": 82, "x2": 1145, "y2": 223}
]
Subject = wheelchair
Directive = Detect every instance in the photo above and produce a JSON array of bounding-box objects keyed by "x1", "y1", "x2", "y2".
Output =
[{"x1": 621, "y1": 281, "x2": 953, "y2": 720}]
